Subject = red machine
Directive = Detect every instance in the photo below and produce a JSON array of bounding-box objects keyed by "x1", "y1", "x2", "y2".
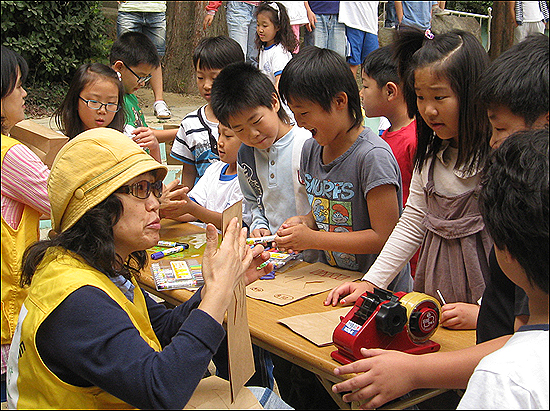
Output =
[{"x1": 331, "y1": 289, "x2": 441, "y2": 364}]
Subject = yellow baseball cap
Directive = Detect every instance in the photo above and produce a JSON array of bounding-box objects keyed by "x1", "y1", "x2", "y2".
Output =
[{"x1": 48, "y1": 128, "x2": 167, "y2": 232}]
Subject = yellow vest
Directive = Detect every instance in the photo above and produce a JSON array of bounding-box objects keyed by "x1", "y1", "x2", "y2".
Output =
[
  {"x1": 1, "y1": 135, "x2": 40, "y2": 345},
  {"x1": 8, "y1": 248, "x2": 162, "y2": 409}
]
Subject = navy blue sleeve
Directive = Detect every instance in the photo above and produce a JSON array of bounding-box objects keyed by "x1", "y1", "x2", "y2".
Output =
[{"x1": 36, "y1": 286, "x2": 226, "y2": 410}]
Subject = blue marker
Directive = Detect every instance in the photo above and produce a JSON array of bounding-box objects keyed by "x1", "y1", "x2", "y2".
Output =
[{"x1": 151, "y1": 245, "x2": 186, "y2": 260}]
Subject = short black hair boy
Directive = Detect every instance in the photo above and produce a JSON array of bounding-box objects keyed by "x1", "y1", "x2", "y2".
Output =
[
  {"x1": 361, "y1": 45, "x2": 400, "y2": 88},
  {"x1": 210, "y1": 62, "x2": 289, "y2": 127},
  {"x1": 193, "y1": 35, "x2": 244, "y2": 71},
  {"x1": 278, "y1": 46, "x2": 363, "y2": 130},
  {"x1": 477, "y1": 33, "x2": 549, "y2": 127},
  {"x1": 109, "y1": 31, "x2": 160, "y2": 68},
  {"x1": 480, "y1": 128, "x2": 549, "y2": 293}
]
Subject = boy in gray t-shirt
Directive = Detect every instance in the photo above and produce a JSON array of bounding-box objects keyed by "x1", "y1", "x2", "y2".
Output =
[{"x1": 277, "y1": 46, "x2": 411, "y2": 290}]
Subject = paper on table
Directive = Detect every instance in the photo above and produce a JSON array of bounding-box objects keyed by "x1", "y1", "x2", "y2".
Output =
[
  {"x1": 221, "y1": 201, "x2": 255, "y2": 403},
  {"x1": 278, "y1": 307, "x2": 350, "y2": 346},
  {"x1": 183, "y1": 376, "x2": 262, "y2": 409},
  {"x1": 246, "y1": 262, "x2": 363, "y2": 305}
]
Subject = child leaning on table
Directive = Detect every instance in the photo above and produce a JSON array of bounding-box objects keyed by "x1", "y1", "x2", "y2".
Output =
[
  {"x1": 275, "y1": 46, "x2": 412, "y2": 290},
  {"x1": 161, "y1": 123, "x2": 251, "y2": 231},
  {"x1": 457, "y1": 128, "x2": 549, "y2": 409},
  {"x1": 326, "y1": 28, "x2": 493, "y2": 331},
  {"x1": 110, "y1": 31, "x2": 176, "y2": 162},
  {"x1": 170, "y1": 36, "x2": 245, "y2": 189},
  {"x1": 210, "y1": 61, "x2": 311, "y2": 238}
]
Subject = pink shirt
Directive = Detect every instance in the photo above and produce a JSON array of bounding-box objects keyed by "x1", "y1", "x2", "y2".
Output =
[{"x1": 1, "y1": 143, "x2": 50, "y2": 229}]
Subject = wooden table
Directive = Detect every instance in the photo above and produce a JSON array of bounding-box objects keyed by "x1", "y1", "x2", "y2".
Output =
[{"x1": 139, "y1": 221, "x2": 476, "y2": 409}]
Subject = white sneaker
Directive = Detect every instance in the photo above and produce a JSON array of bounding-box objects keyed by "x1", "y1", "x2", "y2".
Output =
[{"x1": 154, "y1": 100, "x2": 171, "y2": 119}]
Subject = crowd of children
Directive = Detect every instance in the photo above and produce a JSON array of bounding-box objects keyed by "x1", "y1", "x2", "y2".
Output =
[{"x1": 1, "y1": 0, "x2": 548, "y2": 408}]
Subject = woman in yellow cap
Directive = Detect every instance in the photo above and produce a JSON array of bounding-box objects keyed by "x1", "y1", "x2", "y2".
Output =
[
  {"x1": 1, "y1": 46, "x2": 51, "y2": 402},
  {"x1": 6, "y1": 128, "x2": 285, "y2": 409}
]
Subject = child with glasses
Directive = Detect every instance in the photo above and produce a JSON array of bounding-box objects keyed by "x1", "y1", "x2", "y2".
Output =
[
  {"x1": 53, "y1": 63, "x2": 126, "y2": 139},
  {"x1": 110, "y1": 31, "x2": 177, "y2": 160}
]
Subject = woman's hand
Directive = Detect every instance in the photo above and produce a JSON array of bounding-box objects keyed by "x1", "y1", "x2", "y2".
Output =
[{"x1": 199, "y1": 218, "x2": 252, "y2": 323}]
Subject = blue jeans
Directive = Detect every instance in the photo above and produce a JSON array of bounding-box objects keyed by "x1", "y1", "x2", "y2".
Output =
[
  {"x1": 226, "y1": 1, "x2": 258, "y2": 65},
  {"x1": 312, "y1": 14, "x2": 346, "y2": 58},
  {"x1": 117, "y1": 11, "x2": 167, "y2": 56}
]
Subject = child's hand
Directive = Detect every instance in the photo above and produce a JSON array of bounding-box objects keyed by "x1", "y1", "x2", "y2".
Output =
[
  {"x1": 275, "y1": 219, "x2": 312, "y2": 253},
  {"x1": 251, "y1": 228, "x2": 271, "y2": 238},
  {"x1": 332, "y1": 348, "x2": 418, "y2": 409},
  {"x1": 132, "y1": 127, "x2": 161, "y2": 162},
  {"x1": 324, "y1": 280, "x2": 375, "y2": 307},
  {"x1": 158, "y1": 180, "x2": 191, "y2": 219},
  {"x1": 440, "y1": 302, "x2": 479, "y2": 330}
]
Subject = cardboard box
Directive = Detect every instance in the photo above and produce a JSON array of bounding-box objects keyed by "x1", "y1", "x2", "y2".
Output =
[
  {"x1": 10, "y1": 120, "x2": 68, "y2": 169},
  {"x1": 162, "y1": 124, "x2": 181, "y2": 165}
]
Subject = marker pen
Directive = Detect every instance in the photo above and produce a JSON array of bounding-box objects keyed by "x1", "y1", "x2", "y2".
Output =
[
  {"x1": 246, "y1": 235, "x2": 276, "y2": 245},
  {"x1": 157, "y1": 240, "x2": 189, "y2": 248},
  {"x1": 151, "y1": 245, "x2": 186, "y2": 260}
]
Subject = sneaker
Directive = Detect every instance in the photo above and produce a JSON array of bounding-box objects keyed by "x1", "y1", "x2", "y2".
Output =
[{"x1": 154, "y1": 100, "x2": 171, "y2": 119}]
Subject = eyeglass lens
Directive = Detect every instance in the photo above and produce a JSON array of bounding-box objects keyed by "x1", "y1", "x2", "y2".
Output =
[{"x1": 131, "y1": 180, "x2": 163, "y2": 199}]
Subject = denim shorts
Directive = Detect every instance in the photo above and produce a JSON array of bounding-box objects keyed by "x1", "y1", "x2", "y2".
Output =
[
  {"x1": 345, "y1": 26, "x2": 379, "y2": 66},
  {"x1": 117, "y1": 11, "x2": 167, "y2": 56}
]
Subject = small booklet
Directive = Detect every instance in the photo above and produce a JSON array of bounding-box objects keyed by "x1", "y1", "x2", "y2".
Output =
[{"x1": 151, "y1": 258, "x2": 204, "y2": 290}]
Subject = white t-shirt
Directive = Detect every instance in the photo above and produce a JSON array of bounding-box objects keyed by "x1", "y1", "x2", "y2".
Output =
[
  {"x1": 338, "y1": 1, "x2": 379, "y2": 34},
  {"x1": 522, "y1": 1, "x2": 545, "y2": 22},
  {"x1": 259, "y1": 43, "x2": 292, "y2": 84},
  {"x1": 188, "y1": 161, "x2": 251, "y2": 226},
  {"x1": 118, "y1": 1, "x2": 166, "y2": 13},
  {"x1": 458, "y1": 326, "x2": 549, "y2": 409},
  {"x1": 280, "y1": 1, "x2": 309, "y2": 25}
]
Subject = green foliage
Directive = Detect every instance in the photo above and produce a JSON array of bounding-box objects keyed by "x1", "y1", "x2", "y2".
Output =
[
  {"x1": 1, "y1": 1, "x2": 109, "y2": 86},
  {"x1": 446, "y1": 1, "x2": 493, "y2": 16}
]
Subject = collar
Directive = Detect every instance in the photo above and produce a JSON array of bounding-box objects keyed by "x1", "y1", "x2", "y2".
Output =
[{"x1": 435, "y1": 140, "x2": 480, "y2": 179}]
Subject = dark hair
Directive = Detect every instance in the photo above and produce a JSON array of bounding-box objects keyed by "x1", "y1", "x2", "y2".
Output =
[
  {"x1": 20, "y1": 194, "x2": 147, "y2": 287},
  {"x1": 211, "y1": 62, "x2": 289, "y2": 127},
  {"x1": 480, "y1": 128, "x2": 549, "y2": 294},
  {"x1": 109, "y1": 31, "x2": 160, "y2": 67},
  {"x1": 393, "y1": 28, "x2": 491, "y2": 174},
  {"x1": 255, "y1": 1, "x2": 297, "y2": 53},
  {"x1": 361, "y1": 45, "x2": 400, "y2": 88},
  {"x1": 279, "y1": 46, "x2": 363, "y2": 131},
  {"x1": 477, "y1": 33, "x2": 549, "y2": 127},
  {"x1": 1, "y1": 46, "x2": 29, "y2": 134},
  {"x1": 52, "y1": 63, "x2": 126, "y2": 139},
  {"x1": 193, "y1": 35, "x2": 245, "y2": 71}
]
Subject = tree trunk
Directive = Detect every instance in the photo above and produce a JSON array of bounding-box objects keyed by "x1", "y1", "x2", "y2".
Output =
[
  {"x1": 163, "y1": 1, "x2": 227, "y2": 94},
  {"x1": 489, "y1": 1, "x2": 515, "y2": 60}
]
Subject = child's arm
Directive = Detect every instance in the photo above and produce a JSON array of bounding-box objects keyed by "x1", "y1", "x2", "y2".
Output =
[
  {"x1": 152, "y1": 128, "x2": 178, "y2": 144},
  {"x1": 327, "y1": 170, "x2": 428, "y2": 306},
  {"x1": 181, "y1": 164, "x2": 198, "y2": 190},
  {"x1": 277, "y1": 184, "x2": 400, "y2": 255},
  {"x1": 238, "y1": 165, "x2": 271, "y2": 237},
  {"x1": 131, "y1": 127, "x2": 162, "y2": 162},
  {"x1": 331, "y1": 335, "x2": 511, "y2": 409}
]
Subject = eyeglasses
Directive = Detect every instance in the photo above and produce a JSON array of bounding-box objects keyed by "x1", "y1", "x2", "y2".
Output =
[
  {"x1": 116, "y1": 180, "x2": 163, "y2": 199},
  {"x1": 122, "y1": 61, "x2": 152, "y2": 85},
  {"x1": 79, "y1": 96, "x2": 120, "y2": 113}
]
